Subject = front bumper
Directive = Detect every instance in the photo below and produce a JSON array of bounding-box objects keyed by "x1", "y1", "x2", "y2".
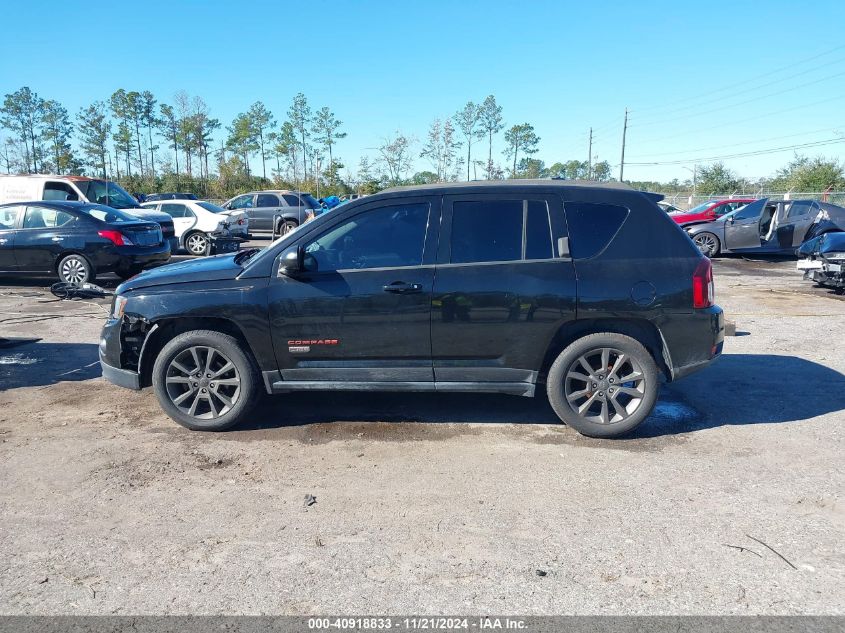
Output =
[
  {"x1": 100, "y1": 351, "x2": 141, "y2": 390},
  {"x1": 99, "y1": 315, "x2": 141, "y2": 390}
]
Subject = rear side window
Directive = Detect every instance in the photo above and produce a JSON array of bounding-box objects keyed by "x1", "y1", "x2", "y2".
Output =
[
  {"x1": 450, "y1": 199, "x2": 554, "y2": 264},
  {"x1": 23, "y1": 206, "x2": 75, "y2": 229},
  {"x1": 256, "y1": 194, "x2": 279, "y2": 207},
  {"x1": 161, "y1": 203, "x2": 188, "y2": 218},
  {"x1": 564, "y1": 202, "x2": 629, "y2": 259},
  {"x1": 283, "y1": 194, "x2": 303, "y2": 206}
]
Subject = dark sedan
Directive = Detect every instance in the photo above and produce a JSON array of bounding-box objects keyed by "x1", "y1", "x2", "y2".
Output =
[
  {"x1": 685, "y1": 198, "x2": 845, "y2": 257},
  {"x1": 0, "y1": 201, "x2": 171, "y2": 283}
]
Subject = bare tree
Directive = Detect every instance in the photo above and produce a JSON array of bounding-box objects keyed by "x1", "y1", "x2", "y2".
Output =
[{"x1": 378, "y1": 132, "x2": 414, "y2": 185}]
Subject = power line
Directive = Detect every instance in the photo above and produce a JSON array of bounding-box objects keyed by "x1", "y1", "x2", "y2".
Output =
[
  {"x1": 632, "y1": 43, "x2": 845, "y2": 116},
  {"x1": 625, "y1": 137, "x2": 845, "y2": 166}
]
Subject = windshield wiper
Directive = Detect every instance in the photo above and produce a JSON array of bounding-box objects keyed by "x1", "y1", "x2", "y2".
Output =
[{"x1": 234, "y1": 248, "x2": 260, "y2": 265}]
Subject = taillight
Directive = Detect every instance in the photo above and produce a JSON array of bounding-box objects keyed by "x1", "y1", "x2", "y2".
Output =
[
  {"x1": 98, "y1": 230, "x2": 133, "y2": 246},
  {"x1": 692, "y1": 258, "x2": 714, "y2": 308}
]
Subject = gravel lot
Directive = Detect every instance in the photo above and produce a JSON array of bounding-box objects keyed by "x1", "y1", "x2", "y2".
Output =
[{"x1": 0, "y1": 249, "x2": 843, "y2": 615}]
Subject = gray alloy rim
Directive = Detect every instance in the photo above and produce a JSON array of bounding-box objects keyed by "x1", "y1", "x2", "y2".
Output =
[
  {"x1": 186, "y1": 233, "x2": 208, "y2": 254},
  {"x1": 693, "y1": 234, "x2": 717, "y2": 257},
  {"x1": 61, "y1": 257, "x2": 87, "y2": 284},
  {"x1": 564, "y1": 347, "x2": 646, "y2": 425},
  {"x1": 280, "y1": 221, "x2": 296, "y2": 235},
  {"x1": 165, "y1": 346, "x2": 241, "y2": 420}
]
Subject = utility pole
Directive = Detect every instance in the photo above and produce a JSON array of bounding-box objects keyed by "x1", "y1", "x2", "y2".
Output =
[
  {"x1": 619, "y1": 108, "x2": 628, "y2": 182},
  {"x1": 587, "y1": 127, "x2": 593, "y2": 180}
]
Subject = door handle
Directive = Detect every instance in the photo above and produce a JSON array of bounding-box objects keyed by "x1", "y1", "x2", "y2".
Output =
[
  {"x1": 383, "y1": 281, "x2": 423, "y2": 294},
  {"x1": 52, "y1": 236, "x2": 63, "y2": 241},
  {"x1": 0, "y1": 238, "x2": 7, "y2": 244}
]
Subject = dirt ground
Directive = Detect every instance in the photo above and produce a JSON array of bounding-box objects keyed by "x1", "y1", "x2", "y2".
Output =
[{"x1": 0, "y1": 252, "x2": 843, "y2": 615}]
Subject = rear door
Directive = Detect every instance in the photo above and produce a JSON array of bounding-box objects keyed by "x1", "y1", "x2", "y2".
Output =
[
  {"x1": 0, "y1": 205, "x2": 23, "y2": 271},
  {"x1": 14, "y1": 205, "x2": 82, "y2": 272},
  {"x1": 254, "y1": 193, "x2": 282, "y2": 231},
  {"x1": 779, "y1": 201, "x2": 819, "y2": 248},
  {"x1": 160, "y1": 202, "x2": 196, "y2": 240},
  {"x1": 724, "y1": 199, "x2": 768, "y2": 250},
  {"x1": 431, "y1": 192, "x2": 576, "y2": 388}
]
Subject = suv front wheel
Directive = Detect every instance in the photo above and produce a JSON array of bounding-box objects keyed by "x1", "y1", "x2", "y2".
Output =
[
  {"x1": 547, "y1": 333, "x2": 660, "y2": 438},
  {"x1": 152, "y1": 330, "x2": 261, "y2": 431}
]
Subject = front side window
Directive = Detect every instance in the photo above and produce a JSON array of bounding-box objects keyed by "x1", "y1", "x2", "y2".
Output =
[
  {"x1": 450, "y1": 199, "x2": 554, "y2": 264},
  {"x1": 229, "y1": 195, "x2": 254, "y2": 210},
  {"x1": 303, "y1": 202, "x2": 429, "y2": 271},
  {"x1": 256, "y1": 194, "x2": 279, "y2": 207},
  {"x1": 23, "y1": 206, "x2": 75, "y2": 229}
]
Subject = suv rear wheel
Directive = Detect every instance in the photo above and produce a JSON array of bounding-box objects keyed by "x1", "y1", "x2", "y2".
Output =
[
  {"x1": 547, "y1": 333, "x2": 659, "y2": 438},
  {"x1": 152, "y1": 330, "x2": 261, "y2": 431},
  {"x1": 277, "y1": 219, "x2": 298, "y2": 236}
]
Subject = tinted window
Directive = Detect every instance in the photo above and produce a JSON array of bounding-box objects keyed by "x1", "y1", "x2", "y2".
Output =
[
  {"x1": 76, "y1": 204, "x2": 138, "y2": 224},
  {"x1": 197, "y1": 202, "x2": 227, "y2": 213},
  {"x1": 256, "y1": 194, "x2": 279, "y2": 207},
  {"x1": 22, "y1": 206, "x2": 75, "y2": 229},
  {"x1": 451, "y1": 199, "x2": 555, "y2": 263},
  {"x1": 304, "y1": 203, "x2": 429, "y2": 271},
  {"x1": 229, "y1": 195, "x2": 254, "y2": 209},
  {"x1": 451, "y1": 200, "x2": 522, "y2": 263},
  {"x1": 564, "y1": 202, "x2": 629, "y2": 259},
  {"x1": 787, "y1": 201, "x2": 816, "y2": 218},
  {"x1": 0, "y1": 206, "x2": 22, "y2": 229},
  {"x1": 525, "y1": 200, "x2": 554, "y2": 260},
  {"x1": 161, "y1": 203, "x2": 189, "y2": 218},
  {"x1": 283, "y1": 194, "x2": 303, "y2": 206}
]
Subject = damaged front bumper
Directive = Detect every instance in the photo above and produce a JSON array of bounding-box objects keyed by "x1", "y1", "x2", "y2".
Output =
[{"x1": 99, "y1": 315, "x2": 143, "y2": 390}]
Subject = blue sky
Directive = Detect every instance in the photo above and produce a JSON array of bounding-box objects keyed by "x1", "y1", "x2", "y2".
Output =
[{"x1": 2, "y1": 0, "x2": 845, "y2": 184}]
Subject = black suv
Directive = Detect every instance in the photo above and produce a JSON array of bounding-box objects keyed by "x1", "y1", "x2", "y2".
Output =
[{"x1": 100, "y1": 181, "x2": 724, "y2": 438}]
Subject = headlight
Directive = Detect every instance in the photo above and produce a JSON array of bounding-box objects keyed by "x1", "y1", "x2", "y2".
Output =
[
  {"x1": 112, "y1": 295, "x2": 128, "y2": 319},
  {"x1": 823, "y1": 252, "x2": 845, "y2": 261}
]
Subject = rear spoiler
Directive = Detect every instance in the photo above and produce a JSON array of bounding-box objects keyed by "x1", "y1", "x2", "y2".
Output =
[{"x1": 639, "y1": 191, "x2": 664, "y2": 203}]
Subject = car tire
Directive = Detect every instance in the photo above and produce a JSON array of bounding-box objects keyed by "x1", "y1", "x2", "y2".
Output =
[
  {"x1": 692, "y1": 232, "x2": 720, "y2": 257},
  {"x1": 546, "y1": 333, "x2": 660, "y2": 438},
  {"x1": 152, "y1": 330, "x2": 261, "y2": 431},
  {"x1": 185, "y1": 231, "x2": 211, "y2": 256},
  {"x1": 57, "y1": 253, "x2": 94, "y2": 285},
  {"x1": 276, "y1": 219, "x2": 298, "y2": 236}
]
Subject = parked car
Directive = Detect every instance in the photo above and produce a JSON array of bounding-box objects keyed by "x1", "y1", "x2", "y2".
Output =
[
  {"x1": 141, "y1": 200, "x2": 248, "y2": 256},
  {"x1": 796, "y1": 231, "x2": 845, "y2": 290},
  {"x1": 99, "y1": 180, "x2": 724, "y2": 438},
  {"x1": 669, "y1": 198, "x2": 756, "y2": 226},
  {"x1": 0, "y1": 175, "x2": 178, "y2": 252},
  {"x1": 657, "y1": 201, "x2": 683, "y2": 213},
  {"x1": 0, "y1": 201, "x2": 170, "y2": 283},
  {"x1": 221, "y1": 190, "x2": 320, "y2": 235},
  {"x1": 686, "y1": 198, "x2": 845, "y2": 257},
  {"x1": 144, "y1": 193, "x2": 199, "y2": 202}
]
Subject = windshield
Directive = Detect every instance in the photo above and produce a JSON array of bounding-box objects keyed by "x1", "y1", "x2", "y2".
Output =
[
  {"x1": 685, "y1": 201, "x2": 717, "y2": 214},
  {"x1": 75, "y1": 180, "x2": 140, "y2": 209},
  {"x1": 77, "y1": 204, "x2": 140, "y2": 223},
  {"x1": 197, "y1": 201, "x2": 228, "y2": 213}
]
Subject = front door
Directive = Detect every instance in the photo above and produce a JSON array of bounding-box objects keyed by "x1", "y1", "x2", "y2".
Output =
[
  {"x1": 267, "y1": 196, "x2": 439, "y2": 383},
  {"x1": 431, "y1": 193, "x2": 577, "y2": 387},
  {"x1": 724, "y1": 198, "x2": 768, "y2": 251},
  {"x1": 0, "y1": 205, "x2": 22, "y2": 271}
]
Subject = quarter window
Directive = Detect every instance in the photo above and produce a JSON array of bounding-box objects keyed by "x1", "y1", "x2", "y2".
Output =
[
  {"x1": 256, "y1": 194, "x2": 279, "y2": 207},
  {"x1": 450, "y1": 199, "x2": 554, "y2": 264},
  {"x1": 283, "y1": 194, "x2": 303, "y2": 206},
  {"x1": 304, "y1": 203, "x2": 429, "y2": 271}
]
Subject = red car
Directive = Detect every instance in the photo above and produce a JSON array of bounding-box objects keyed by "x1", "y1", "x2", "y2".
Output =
[{"x1": 669, "y1": 199, "x2": 756, "y2": 226}]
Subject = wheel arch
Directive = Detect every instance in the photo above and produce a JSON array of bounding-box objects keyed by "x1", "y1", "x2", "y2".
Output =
[
  {"x1": 137, "y1": 316, "x2": 254, "y2": 388},
  {"x1": 539, "y1": 318, "x2": 671, "y2": 383}
]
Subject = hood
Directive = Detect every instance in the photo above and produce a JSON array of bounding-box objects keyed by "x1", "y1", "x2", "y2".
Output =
[{"x1": 117, "y1": 252, "x2": 243, "y2": 293}]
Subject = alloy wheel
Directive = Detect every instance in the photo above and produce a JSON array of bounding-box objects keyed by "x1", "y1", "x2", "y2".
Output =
[
  {"x1": 186, "y1": 233, "x2": 208, "y2": 255},
  {"x1": 563, "y1": 347, "x2": 646, "y2": 425},
  {"x1": 693, "y1": 234, "x2": 718, "y2": 257},
  {"x1": 61, "y1": 257, "x2": 88, "y2": 284},
  {"x1": 164, "y1": 346, "x2": 241, "y2": 420}
]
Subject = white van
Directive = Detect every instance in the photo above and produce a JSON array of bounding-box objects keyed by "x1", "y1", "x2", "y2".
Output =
[{"x1": 0, "y1": 175, "x2": 177, "y2": 251}]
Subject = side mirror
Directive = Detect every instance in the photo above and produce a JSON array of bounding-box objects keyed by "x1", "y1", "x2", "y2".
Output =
[{"x1": 279, "y1": 247, "x2": 303, "y2": 276}]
